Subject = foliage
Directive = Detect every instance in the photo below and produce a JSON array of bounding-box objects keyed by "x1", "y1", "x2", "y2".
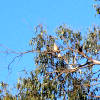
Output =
[
  {"x1": 0, "y1": 24, "x2": 100, "y2": 100},
  {"x1": 94, "y1": 0, "x2": 100, "y2": 15},
  {"x1": 0, "y1": 1, "x2": 100, "y2": 100}
]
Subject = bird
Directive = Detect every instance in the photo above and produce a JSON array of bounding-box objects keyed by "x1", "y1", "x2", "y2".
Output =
[
  {"x1": 54, "y1": 43, "x2": 60, "y2": 53},
  {"x1": 79, "y1": 46, "x2": 83, "y2": 52},
  {"x1": 58, "y1": 53, "x2": 62, "y2": 58},
  {"x1": 54, "y1": 43, "x2": 58, "y2": 51}
]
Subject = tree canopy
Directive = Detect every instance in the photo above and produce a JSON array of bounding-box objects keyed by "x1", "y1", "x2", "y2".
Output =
[{"x1": 0, "y1": 0, "x2": 100, "y2": 100}]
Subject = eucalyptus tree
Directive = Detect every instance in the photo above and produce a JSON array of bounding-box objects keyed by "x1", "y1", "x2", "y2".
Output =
[
  {"x1": 14, "y1": 24, "x2": 100, "y2": 100},
  {"x1": 0, "y1": 0, "x2": 100, "y2": 99}
]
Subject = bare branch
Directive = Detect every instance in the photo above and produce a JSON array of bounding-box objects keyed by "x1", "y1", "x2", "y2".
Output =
[{"x1": 8, "y1": 54, "x2": 23, "y2": 70}]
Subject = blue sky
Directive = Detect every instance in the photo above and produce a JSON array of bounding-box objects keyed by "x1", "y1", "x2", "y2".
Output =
[{"x1": 0, "y1": 0, "x2": 99, "y2": 86}]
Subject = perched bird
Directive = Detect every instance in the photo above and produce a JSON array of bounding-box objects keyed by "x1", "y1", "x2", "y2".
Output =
[
  {"x1": 58, "y1": 53, "x2": 62, "y2": 58},
  {"x1": 54, "y1": 43, "x2": 59, "y2": 51},
  {"x1": 79, "y1": 46, "x2": 83, "y2": 52},
  {"x1": 54, "y1": 43, "x2": 60, "y2": 53}
]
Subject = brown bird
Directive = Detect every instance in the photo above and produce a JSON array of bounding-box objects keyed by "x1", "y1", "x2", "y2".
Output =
[{"x1": 79, "y1": 46, "x2": 82, "y2": 52}]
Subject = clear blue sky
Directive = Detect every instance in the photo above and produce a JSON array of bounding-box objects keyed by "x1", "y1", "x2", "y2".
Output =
[{"x1": 0, "y1": 0, "x2": 99, "y2": 86}]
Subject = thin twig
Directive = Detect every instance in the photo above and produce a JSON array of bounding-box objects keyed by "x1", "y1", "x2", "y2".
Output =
[{"x1": 8, "y1": 54, "x2": 23, "y2": 70}]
